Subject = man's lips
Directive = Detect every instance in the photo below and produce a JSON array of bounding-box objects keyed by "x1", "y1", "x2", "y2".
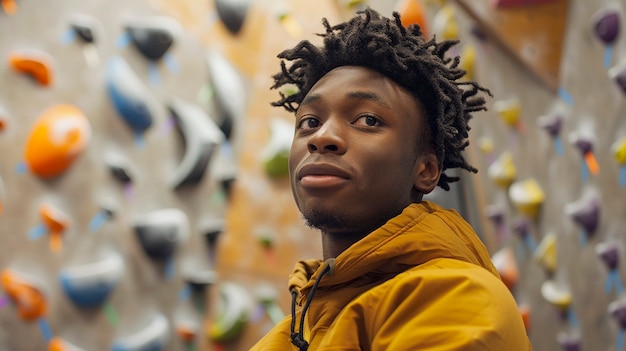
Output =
[{"x1": 297, "y1": 163, "x2": 350, "y2": 188}]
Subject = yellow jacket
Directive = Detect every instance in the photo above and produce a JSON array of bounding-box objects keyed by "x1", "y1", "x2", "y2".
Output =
[{"x1": 250, "y1": 201, "x2": 532, "y2": 350}]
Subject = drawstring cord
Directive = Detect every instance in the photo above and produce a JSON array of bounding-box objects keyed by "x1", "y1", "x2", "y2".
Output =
[
  {"x1": 290, "y1": 290, "x2": 308, "y2": 350},
  {"x1": 290, "y1": 259, "x2": 336, "y2": 351}
]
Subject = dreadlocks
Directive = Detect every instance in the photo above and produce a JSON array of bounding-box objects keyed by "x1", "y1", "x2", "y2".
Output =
[{"x1": 271, "y1": 7, "x2": 491, "y2": 191}]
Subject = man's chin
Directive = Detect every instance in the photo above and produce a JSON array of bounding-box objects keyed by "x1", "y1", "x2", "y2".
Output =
[{"x1": 302, "y1": 209, "x2": 347, "y2": 232}]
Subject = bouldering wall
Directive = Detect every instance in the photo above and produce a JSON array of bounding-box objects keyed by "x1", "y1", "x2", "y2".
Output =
[
  {"x1": 442, "y1": 0, "x2": 626, "y2": 350},
  {"x1": 0, "y1": 0, "x2": 234, "y2": 350}
]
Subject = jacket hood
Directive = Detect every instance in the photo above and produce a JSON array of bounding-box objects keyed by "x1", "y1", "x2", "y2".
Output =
[{"x1": 289, "y1": 200, "x2": 498, "y2": 296}]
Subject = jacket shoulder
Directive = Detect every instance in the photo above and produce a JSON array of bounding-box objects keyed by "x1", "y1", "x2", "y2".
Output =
[{"x1": 335, "y1": 258, "x2": 532, "y2": 350}]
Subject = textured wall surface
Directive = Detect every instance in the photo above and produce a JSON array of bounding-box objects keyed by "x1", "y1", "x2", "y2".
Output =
[{"x1": 0, "y1": 0, "x2": 225, "y2": 350}]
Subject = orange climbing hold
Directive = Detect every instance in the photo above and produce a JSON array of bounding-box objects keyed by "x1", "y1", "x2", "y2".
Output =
[
  {"x1": 48, "y1": 338, "x2": 67, "y2": 351},
  {"x1": 397, "y1": 0, "x2": 429, "y2": 37},
  {"x1": 23, "y1": 104, "x2": 91, "y2": 178},
  {"x1": 39, "y1": 203, "x2": 70, "y2": 252},
  {"x1": 519, "y1": 305, "x2": 531, "y2": 332},
  {"x1": 48, "y1": 337, "x2": 84, "y2": 351},
  {"x1": 9, "y1": 51, "x2": 54, "y2": 86},
  {"x1": 176, "y1": 324, "x2": 197, "y2": 342},
  {"x1": 1, "y1": 0, "x2": 17, "y2": 15},
  {"x1": 0, "y1": 269, "x2": 47, "y2": 321}
]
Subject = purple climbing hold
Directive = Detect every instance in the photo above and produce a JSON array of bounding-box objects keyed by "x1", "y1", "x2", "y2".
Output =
[
  {"x1": 597, "y1": 242, "x2": 620, "y2": 270},
  {"x1": 609, "y1": 299, "x2": 626, "y2": 329},
  {"x1": 594, "y1": 9, "x2": 620, "y2": 45},
  {"x1": 565, "y1": 195, "x2": 601, "y2": 234},
  {"x1": 538, "y1": 113, "x2": 563, "y2": 138}
]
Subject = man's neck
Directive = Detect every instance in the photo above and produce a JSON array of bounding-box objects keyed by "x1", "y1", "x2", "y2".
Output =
[{"x1": 321, "y1": 230, "x2": 368, "y2": 260}]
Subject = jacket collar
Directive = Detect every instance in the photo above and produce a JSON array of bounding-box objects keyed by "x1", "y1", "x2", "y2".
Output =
[{"x1": 289, "y1": 200, "x2": 498, "y2": 296}]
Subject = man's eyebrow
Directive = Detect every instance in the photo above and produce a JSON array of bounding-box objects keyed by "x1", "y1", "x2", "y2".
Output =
[
  {"x1": 299, "y1": 94, "x2": 321, "y2": 108},
  {"x1": 347, "y1": 91, "x2": 392, "y2": 109},
  {"x1": 299, "y1": 91, "x2": 392, "y2": 109}
]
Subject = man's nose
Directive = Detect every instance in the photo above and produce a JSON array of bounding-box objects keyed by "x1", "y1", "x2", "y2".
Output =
[{"x1": 307, "y1": 119, "x2": 347, "y2": 154}]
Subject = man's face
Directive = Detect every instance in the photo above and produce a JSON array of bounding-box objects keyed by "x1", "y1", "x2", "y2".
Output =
[{"x1": 289, "y1": 66, "x2": 433, "y2": 237}]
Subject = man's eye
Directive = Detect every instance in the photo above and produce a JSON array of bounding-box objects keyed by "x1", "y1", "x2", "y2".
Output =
[
  {"x1": 298, "y1": 117, "x2": 320, "y2": 130},
  {"x1": 355, "y1": 115, "x2": 381, "y2": 127}
]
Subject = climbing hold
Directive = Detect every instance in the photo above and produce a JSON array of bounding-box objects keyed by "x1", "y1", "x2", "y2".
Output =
[
  {"x1": 209, "y1": 282, "x2": 253, "y2": 342},
  {"x1": 104, "y1": 151, "x2": 134, "y2": 184},
  {"x1": 48, "y1": 337, "x2": 86, "y2": 351},
  {"x1": 508, "y1": 179, "x2": 544, "y2": 219},
  {"x1": 491, "y1": 247, "x2": 519, "y2": 291},
  {"x1": 183, "y1": 269, "x2": 217, "y2": 293},
  {"x1": 166, "y1": 98, "x2": 225, "y2": 189},
  {"x1": 111, "y1": 314, "x2": 169, "y2": 351},
  {"x1": 205, "y1": 50, "x2": 247, "y2": 140},
  {"x1": 538, "y1": 113, "x2": 564, "y2": 155},
  {"x1": 124, "y1": 17, "x2": 182, "y2": 61},
  {"x1": 1, "y1": 0, "x2": 18, "y2": 15},
  {"x1": 36, "y1": 203, "x2": 71, "y2": 252},
  {"x1": 519, "y1": 304, "x2": 531, "y2": 333},
  {"x1": 512, "y1": 217, "x2": 538, "y2": 253},
  {"x1": 612, "y1": 137, "x2": 626, "y2": 165},
  {"x1": 592, "y1": 8, "x2": 620, "y2": 45},
  {"x1": 608, "y1": 59, "x2": 626, "y2": 95},
  {"x1": 175, "y1": 321, "x2": 198, "y2": 343},
  {"x1": 556, "y1": 332, "x2": 582, "y2": 351},
  {"x1": 494, "y1": 98, "x2": 524, "y2": 132},
  {"x1": 432, "y1": 4, "x2": 458, "y2": 40},
  {"x1": 569, "y1": 133, "x2": 600, "y2": 176},
  {"x1": 67, "y1": 14, "x2": 98, "y2": 44},
  {"x1": 262, "y1": 118, "x2": 293, "y2": 179},
  {"x1": 459, "y1": 44, "x2": 476, "y2": 80},
  {"x1": 0, "y1": 269, "x2": 47, "y2": 321},
  {"x1": 592, "y1": 7, "x2": 621, "y2": 68},
  {"x1": 202, "y1": 219, "x2": 225, "y2": 265},
  {"x1": 597, "y1": 242, "x2": 620, "y2": 271},
  {"x1": 133, "y1": 208, "x2": 189, "y2": 261},
  {"x1": 255, "y1": 284, "x2": 285, "y2": 325},
  {"x1": 538, "y1": 113, "x2": 563, "y2": 138},
  {"x1": 609, "y1": 298, "x2": 626, "y2": 329},
  {"x1": 534, "y1": 232, "x2": 557, "y2": 275},
  {"x1": 478, "y1": 137, "x2": 494, "y2": 154},
  {"x1": 23, "y1": 104, "x2": 91, "y2": 178},
  {"x1": 59, "y1": 253, "x2": 124, "y2": 308},
  {"x1": 276, "y1": 11, "x2": 303, "y2": 39},
  {"x1": 396, "y1": 0, "x2": 429, "y2": 37},
  {"x1": 485, "y1": 204, "x2": 506, "y2": 227},
  {"x1": 105, "y1": 56, "x2": 160, "y2": 145},
  {"x1": 612, "y1": 137, "x2": 626, "y2": 186},
  {"x1": 487, "y1": 151, "x2": 517, "y2": 188},
  {"x1": 214, "y1": 0, "x2": 251, "y2": 35},
  {"x1": 564, "y1": 193, "x2": 600, "y2": 235},
  {"x1": 485, "y1": 204, "x2": 507, "y2": 243},
  {"x1": 597, "y1": 242, "x2": 624, "y2": 295},
  {"x1": 9, "y1": 50, "x2": 55, "y2": 86},
  {"x1": 541, "y1": 280, "x2": 571, "y2": 311}
]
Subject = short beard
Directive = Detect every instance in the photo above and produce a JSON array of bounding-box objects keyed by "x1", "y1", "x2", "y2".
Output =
[{"x1": 302, "y1": 209, "x2": 347, "y2": 233}]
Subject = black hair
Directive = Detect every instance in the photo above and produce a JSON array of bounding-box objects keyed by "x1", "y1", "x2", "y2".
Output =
[{"x1": 271, "y1": 7, "x2": 491, "y2": 191}]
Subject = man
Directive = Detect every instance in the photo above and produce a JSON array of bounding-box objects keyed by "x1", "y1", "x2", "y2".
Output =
[{"x1": 250, "y1": 7, "x2": 531, "y2": 351}]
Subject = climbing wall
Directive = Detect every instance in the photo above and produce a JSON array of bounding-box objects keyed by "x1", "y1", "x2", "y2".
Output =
[
  {"x1": 443, "y1": 0, "x2": 626, "y2": 350},
  {"x1": 0, "y1": 0, "x2": 236, "y2": 350}
]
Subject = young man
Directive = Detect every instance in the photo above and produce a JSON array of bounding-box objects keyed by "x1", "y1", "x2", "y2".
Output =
[{"x1": 250, "y1": 7, "x2": 531, "y2": 351}]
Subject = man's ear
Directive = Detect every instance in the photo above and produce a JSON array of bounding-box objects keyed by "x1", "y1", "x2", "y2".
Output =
[{"x1": 413, "y1": 152, "x2": 441, "y2": 194}]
